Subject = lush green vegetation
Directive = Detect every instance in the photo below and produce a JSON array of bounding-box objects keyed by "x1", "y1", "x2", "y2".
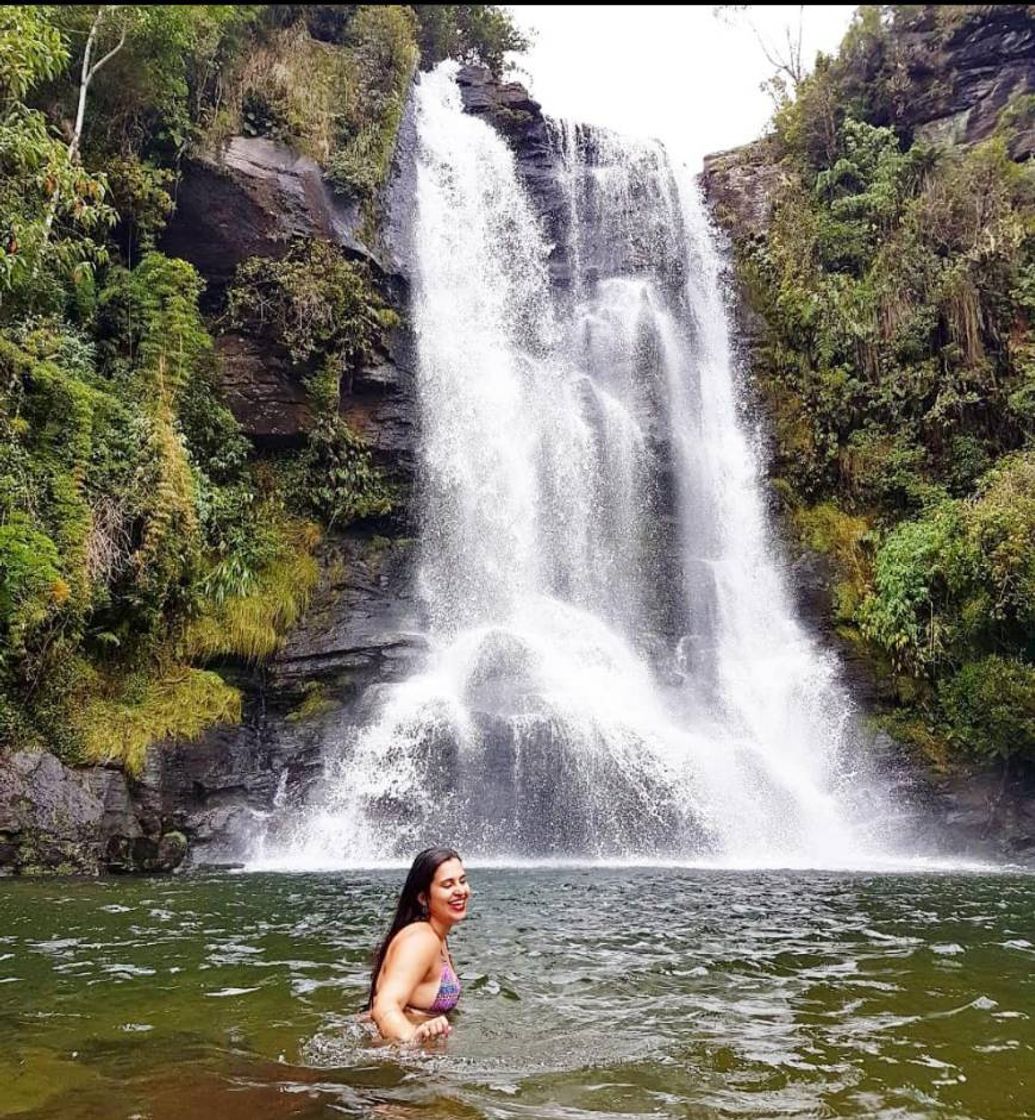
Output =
[
  {"x1": 0, "y1": 3, "x2": 526, "y2": 770},
  {"x1": 225, "y1": 239, "x2": 398, "y2": 526},
  {"x1": 738, "y1": 5, "x2": 1035, "y2": 766}
]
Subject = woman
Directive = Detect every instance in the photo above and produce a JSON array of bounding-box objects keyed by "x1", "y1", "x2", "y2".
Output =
[{"x1": 367, "y1": 847, "x2": 470, "y2": 1043}]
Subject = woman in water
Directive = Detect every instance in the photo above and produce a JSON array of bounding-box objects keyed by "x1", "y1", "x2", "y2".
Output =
[{"x1": 368, "y1": 847, "x2": 470, "y2": 1043}]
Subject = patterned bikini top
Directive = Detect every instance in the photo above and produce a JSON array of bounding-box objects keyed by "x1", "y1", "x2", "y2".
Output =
[{"x1": 426, "y1": 959, "x2": 462, "y2": 1014}]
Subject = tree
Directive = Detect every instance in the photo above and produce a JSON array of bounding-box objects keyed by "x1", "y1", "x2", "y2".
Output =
[
  {"x1": 714, "y1": 4, "x2": 806, "y2": 91},
  {"x1": 0, "y1": 7, "x2": 114, "y2": 311},
  {"x1": 411, "y1": 5, "x2": 530, "y2": 75},
  {"x1": 32, "y1": 6, "x2": 129, "y2": 270}
]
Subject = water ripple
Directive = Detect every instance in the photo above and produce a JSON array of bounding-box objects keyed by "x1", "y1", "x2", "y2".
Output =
[{"x1": 0, "y1": 869, "x2": 1033, "y2": 1119}]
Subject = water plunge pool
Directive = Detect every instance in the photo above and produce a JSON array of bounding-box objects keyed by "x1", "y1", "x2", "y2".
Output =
[{"x1": 2, "y1": 867, "x2": 1033, "y2": 1119}]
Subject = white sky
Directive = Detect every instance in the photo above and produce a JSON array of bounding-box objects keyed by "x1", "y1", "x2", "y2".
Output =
[{"x1": 505, "y1": 5, "x2": 857, "y2": 171}]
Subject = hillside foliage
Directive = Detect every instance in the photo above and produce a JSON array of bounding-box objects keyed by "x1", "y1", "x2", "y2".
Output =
[
  {"x1": 0, "y1": 3, "x2": 526, "y2": 769},
  {"x1": 738, "y1": 4, "x2": 1035, "y2": 765}
]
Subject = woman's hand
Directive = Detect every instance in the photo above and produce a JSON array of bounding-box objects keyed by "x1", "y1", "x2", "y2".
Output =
[{"x1": 411, "y1": 1014, "x2": 451, "y2": 1043}]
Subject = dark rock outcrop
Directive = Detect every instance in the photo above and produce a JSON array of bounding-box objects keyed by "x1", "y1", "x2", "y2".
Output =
[
  {"x1": 455, "y1": 65, "x2": 572, "y2": 288},
  {"x1": 270, "y1": 532, "x2": 424, "y2": 700},
  {"x1": 216, "y1": 334, "x2": 312, "y2": 447},
  {"x1": 340, "y1": 333, "x2": 418, "y2": 479},
  {"x1": 700, "y1": 137, "x2": 787, "y2": 244},
  {"x1": 163, "y1": 137, "x2": 371, "y2": 297},
  {"x1": 162, "y1": 135, "x2": 418, "y2": 467},
  {"x1": 0, "y1": 751, "x2": 186, "y2": 875},
  {"x1": 212, "y1": 328, "x2": 417, "y2": 465},
  {"x1": 892, "y1": 6, "x2": 1035, "y2": 158},
  {"x1": 929, "y1": 765, "x2": 1035, "y2": 858}
]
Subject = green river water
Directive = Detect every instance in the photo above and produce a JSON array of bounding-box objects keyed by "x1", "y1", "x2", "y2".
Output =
[{"x1": 1, "y1": 868, "x2": 1033, "y2": 1119}]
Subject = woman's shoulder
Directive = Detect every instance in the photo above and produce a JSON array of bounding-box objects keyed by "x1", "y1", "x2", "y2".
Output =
[{"x1": 389, "y1": 921, "x2": 439, "y2": 953}]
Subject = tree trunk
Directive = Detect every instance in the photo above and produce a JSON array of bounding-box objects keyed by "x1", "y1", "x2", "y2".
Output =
[{"x1": 32, "y1": 6, "x2": 126, "y2": 278}]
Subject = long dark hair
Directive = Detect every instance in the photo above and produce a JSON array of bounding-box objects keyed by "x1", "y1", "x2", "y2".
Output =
[{"x1": 367, "y1": 846, "x2": 462, "y2": 1009}]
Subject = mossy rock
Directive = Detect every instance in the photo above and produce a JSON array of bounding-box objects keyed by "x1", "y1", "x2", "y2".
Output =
[{"x1": 156, "y1": 831, "x2": 188, "y2": 871}]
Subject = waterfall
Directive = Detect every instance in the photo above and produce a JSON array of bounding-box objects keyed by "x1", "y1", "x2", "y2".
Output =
[{"x1": 262, "y1": 63, "x2": 900, "y2": 868}]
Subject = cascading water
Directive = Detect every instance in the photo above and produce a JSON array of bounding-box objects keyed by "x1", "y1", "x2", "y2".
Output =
[{"x1": 262, "y1": 63, "x2": 900, "y2": 868}]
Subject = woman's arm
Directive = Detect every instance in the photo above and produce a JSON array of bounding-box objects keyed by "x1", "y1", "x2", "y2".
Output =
[{"x1": 371, "y1": 928, "x2": 450, "y2": 1043}]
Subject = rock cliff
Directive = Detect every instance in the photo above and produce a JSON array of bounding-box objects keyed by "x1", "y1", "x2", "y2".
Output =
[
  {"x1": 2, "y1": 129, "x2": 420, "y2": 873},
  {"x1": 702, "y1": 6, "x2": 1035, "y2": 243},
  {"x1": 892, "y1": 5, "x2": 1035, "y2": 157}
]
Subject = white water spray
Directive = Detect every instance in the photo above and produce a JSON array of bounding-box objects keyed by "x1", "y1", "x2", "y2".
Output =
[{"x1": 258, "y1": 64, "x2": 900, "y2": 869}]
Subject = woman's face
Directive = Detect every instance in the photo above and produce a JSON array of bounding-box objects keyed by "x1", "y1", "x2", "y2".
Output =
[{"x1": 423, "y1": 857, "x2": 470, "y2": 926}]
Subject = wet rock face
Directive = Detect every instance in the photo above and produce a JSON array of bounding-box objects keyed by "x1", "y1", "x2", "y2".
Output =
[
  {"x1": 0, "y1": 752, "x2": 187, "y2": 875},
  {"x1": 269, "y1": 533, "x2": 424, "y2": 702},
  {"x1": 145, "y1": 531, "x2": 421, "y2": 869},
  {"x1": 212, "y1": 328, "x2": 417, "y2": 463},
  {"x1": 340, "y1": 331, "x2": 418, "y2": 478},
  {"x1": 897, "y1": 6, "x2": 1035, "y2": 157},
  {"x1": 930, "y1": 767, "x2": 1035, "y2": 859},
  {"x1": 216, "y1": 333, "x2": 313, "y2": 447},
  {"x1": 454, "y1": 65, "x2": 573, "y2": 289},
  {"x1": 162, "y1": 137, "x2": 371, "y2": 299}
]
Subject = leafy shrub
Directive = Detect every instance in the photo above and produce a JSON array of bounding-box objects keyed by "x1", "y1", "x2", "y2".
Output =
[
  {"x1": 738, "y1": 10, "x2": 1035, "y2": 762},
  {"x1": 326, "y1": 5, "x2": 418, "y2": 201},
  {"x1": 78, "y1": 664, "x2": 242, "y2": 775},
  {"x1": 226, "y1": 238, "x2": 397, "y2": 364},
  {"x1": 792, "y1": 501, "x2": 872, "y2": 624},
  {"x1": 940, "y1": 657, "x2": 1035, "y2": 761},
  {"x1": 182, "y1": 516, "x2": 321, "y2": 662},
  {"x1": 0, "y1": 514, "x2": 65, "y2": 658},
  {"x1": 103, "y1": 155, "x2": 175, "y2": 255},
  {"x1": 859, "y1": 502, "x2": 973, "y2": 674}
]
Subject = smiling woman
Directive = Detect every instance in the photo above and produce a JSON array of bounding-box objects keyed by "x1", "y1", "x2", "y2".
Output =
[{"x1": 366, "y1": 847, "x2": 471, "y2": 1043}]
